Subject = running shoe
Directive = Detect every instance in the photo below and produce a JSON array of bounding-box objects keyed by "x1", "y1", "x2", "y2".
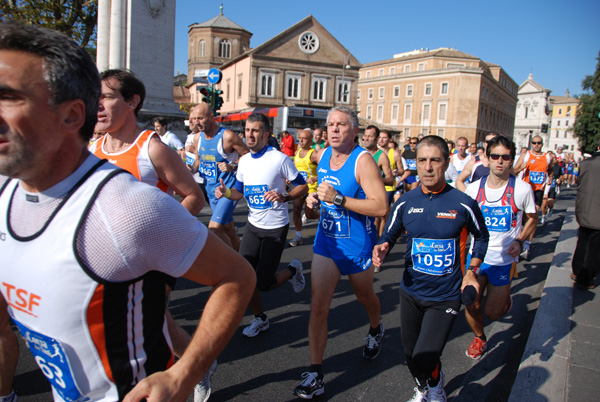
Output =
[
  {"x1": 362, "y1": 323, "x2": 385, "y2": 360},
  {"x1": 540, "y1": 215, "x2": 546, "y2": 225},
  {"x1": 547, "y1": 208, "x2": 553, "y2": 218},
  {"x1": 302, "y1": 213, "x2": 310, "y2": 225},
  {"x1": 194, "y1": 360, "x2": 217, "y2": 402},
  {"x1": 406, "y1": 387, "x2": 427, "y2": 402},
  {"x1": 288, "y1": 259, "x2": 305, "y2": 293},
  {"x1": 466, "y1": 336, "x2": 487, "y2": 359},
  {"x1": 520, "y1": 241, "x2": 530, "y2": 260},
  {"x1": 294, "y1": 372, "x2": 324, "y2": 399},
  {"x1": 425, "y1": 370, "x2": 446, "y2": 402},
  {"x1": 289, "y1": 235, "x2": 303, "y2": 247},
  {"x1": 242, "y1": 316, "x2": 270, "y2": 338},
  {"x1": 0, "y1": 391, "x2": 17, "y2": 402}
]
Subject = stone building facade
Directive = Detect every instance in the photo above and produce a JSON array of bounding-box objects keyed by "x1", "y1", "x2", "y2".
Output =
[
  {"x1": 513, "y1": 73, "x2": 552, "y2": 151},
  {"x1": 357, "y1": 48, "x2": 518, "y2": 143},
  {"x1": 549, "y1": 91, "x2": 581, "y2": 160}
]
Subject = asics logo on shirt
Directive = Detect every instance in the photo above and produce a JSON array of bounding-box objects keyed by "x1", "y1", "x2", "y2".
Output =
[
  {"x1": 318, "y1": 168, "x2": 328, "y2": 174},
  {"x1": 408, "y1": 207, "x2": 424, "y2": 214}
]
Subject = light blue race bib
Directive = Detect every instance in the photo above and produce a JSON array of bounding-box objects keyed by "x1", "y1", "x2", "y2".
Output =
[
  {"x1": 411, "y1": 238, "x2": 455, "y2": 275},
  {"x1": 529, "y1": 171, "x2": 546, "y2": 184},
  {"x1": 320, "y1": 206, "x2": 350, "y2": 238},
  {"x1": 245, "y1": 185, "x2": 272, "y2": 210},
  {"x1": 406, "y1": 159, "x2": 417, "y2": 170},
  {"x1": 481, "y1": 205, "x2": 511, "y2": 232},
  {"x1": 13, "y1": 319, "x2": 89, "y2": 402},
  {"x1": 201, "y1": 161, "x2": 217, "y2": 182}
]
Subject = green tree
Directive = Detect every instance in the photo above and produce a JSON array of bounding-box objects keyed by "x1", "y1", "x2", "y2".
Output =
[
  {"x1": 573, "y1": 51, "x2": 600, "y2": 154},
  {"x1": 0, "y1": 0, "x2": 97, "y2": 52}
]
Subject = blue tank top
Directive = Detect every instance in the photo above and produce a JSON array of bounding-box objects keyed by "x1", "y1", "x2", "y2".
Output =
[
  {"x1": 197, "y1": 127, "x2": 238, "y2": 196},
  {"x1": 315, "y1": 146, "x2": 376, "y2": 258}
]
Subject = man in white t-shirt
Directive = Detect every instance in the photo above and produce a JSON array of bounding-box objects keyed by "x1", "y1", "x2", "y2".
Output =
[
  {"x1": 154, "y1": 116, "x2": 185, "y2": 159},
  {"x1": 463, "y1": 136, "x2": 537, "y2": 360},
  {"x1": 450, "y1": 137, "x2": 472, "y2": 176},
  {"x1": 215, "y1": 113, "x2": 308, "y2": 338}
]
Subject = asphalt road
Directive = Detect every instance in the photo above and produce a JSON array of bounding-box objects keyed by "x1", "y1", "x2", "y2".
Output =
[{"x1": 10, "y1": 188, "x2": 576, "y2": 401}]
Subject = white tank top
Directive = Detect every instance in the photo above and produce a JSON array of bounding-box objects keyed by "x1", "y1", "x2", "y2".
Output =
[{"x1": 0, "y1": 161, "x2": 173, "y2": 401}]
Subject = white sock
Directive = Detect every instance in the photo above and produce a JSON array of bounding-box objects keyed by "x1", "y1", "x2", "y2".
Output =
[{"x1": 296, "y1": 231, "x2": 302, "y2": 238}]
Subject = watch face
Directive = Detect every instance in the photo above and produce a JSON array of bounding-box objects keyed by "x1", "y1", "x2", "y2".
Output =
[{"x1": 334, "y1": 194, "x2": 344, "y2": 206}]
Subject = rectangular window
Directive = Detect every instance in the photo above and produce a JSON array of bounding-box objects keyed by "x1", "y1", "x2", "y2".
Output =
[
  {"x1": 391, "y1": 104, "x2": 399, "y2": 121},
  {"x1": 571, "y1": 145, "x2": 574, "y2": 151},
  {"x1": 390, "y1": 67, "x2": 396, "y2": 75},
  {"x1": 377, "y1": 105, "x2": 384, "y2": 122},
  {"x1": 366, "y1": 71, "x2": 371, "y2": 78},
  {"x1": 437, "y1": 129, "x2": 445, "y2": 138},
  {"x1": 422, "y1": 104, "x2": 430, "y2": 121},
  {"x1": 446, "y1": 62, "x2": 465, "y2": 68},
  {"x1": 422, "y1": 128, "x2": 429, "y2": 135},
  {"x1": 564, "y1": 132, "x2": 568, "y2": 139},
  {"x1": 393, "y1": 86, "x2": 400, "y2": 97},
  {"x1": 226, "y1": 79, "x2": 230, "y2": 101},
  {"x1": 558, "y1": 108, "x2": 563, "y2": 114},
  {"x1": 366, "y1": 105, "x2": 373, "y2": 120},
  {"x1": 259, "y1": 72, "x2": 274, "y2": 97},
  {"x1": 378, "y1": 68, "x2": 384, "y2": 76},
  {"x1": 555, "y1": 131, "x2": 559, "y2": 138},
  {"x1": 337, "y1": 80, "x2": 350, "y2": 104},
  {"x1": 557, "y1": 120, "x2": 561, "y2": 126},
  {"x1": 407, "y1": 85, "x2": 413, "y2": 97},
  {"x1": 441, "y1": 82, "x2": 449, "y2": 95},
  {"x1": 425, "y1": 83, "x2": 432, "y2": 96},
  {"x1": 404, "y1": 65, "x2": 411, "y2": 73},
  {"x1": 379, "y1": 87, "x2": 385, "y2": 98},
  {"x1": 357, "y1": 89, "x2": 361, "y2": 100},
  {"x1": 404, "y1": 104, "x2": 412, "y2": 121},
  {"x1": 286, "y1": 74, "x2": 301, "y2": 100},
  {"x1": 368, "y1": 88, "x2": 374, "y2": 99},
  {"x1": 438, "y1": 103, "x2": 447, "y2": 120},
  {"x1": 238, "y1": 75, "x2": 243, "y2": 98},
  {"x1": 417, "y1": 62, "x2": 425, "y2": 71},
  {"x1": 312, "y1": 77, "x2": 327, "y2": 101}
]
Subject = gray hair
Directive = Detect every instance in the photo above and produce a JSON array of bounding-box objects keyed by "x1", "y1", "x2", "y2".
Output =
[
  {"x1": 0, "y1": 21, "x2": 100, "y2": 140},
  {"x1": 327, "y1": 106, "x2": 359, "y2": 131},
  {"x1": 416, "y1": 135, "x2": 450, "y2": 161}
]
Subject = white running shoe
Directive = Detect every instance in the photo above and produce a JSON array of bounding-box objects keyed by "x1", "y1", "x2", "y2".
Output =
[
  {"x1": 302, "y1": 213, "x2": 310, "y2": 225},
  {"x1": 425, "y1": 370, "x2": 447, "y2": 402},
  {"x1": 288, "y1": 259, "x2": 305, "y2": 293},
  {"x1": 406, "y1": 387, "x2": 427, "y2": 402},
  {"x1": 242, "y1": 316, "x2": 270, "y2": 337},
  {"x1": 289, "y1": 235, "x2": 303, "y2": 247},
  {"x1": 194, "y1": 360, "x2": 217, "y2": 402}
]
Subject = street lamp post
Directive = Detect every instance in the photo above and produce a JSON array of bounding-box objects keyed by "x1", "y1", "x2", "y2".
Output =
[{"x1": 339, "y1": 54, "x2": 350, "y2": 105}]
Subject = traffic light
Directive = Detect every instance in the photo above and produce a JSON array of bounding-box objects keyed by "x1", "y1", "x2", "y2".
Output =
[
  {"x1": 214, "y1": 89, "x2": 224, "y2": 116},
  {"x1": 541, "y1": 123, "x2": 549, "y2": 133},
  {"x1": 199, "y1": 87, "x2": 213, "y2": 105}
]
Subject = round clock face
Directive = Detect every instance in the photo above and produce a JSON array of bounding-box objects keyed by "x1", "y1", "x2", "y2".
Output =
[{"x1": 298, "y1": 31, "x2": 319, "y2": 54}]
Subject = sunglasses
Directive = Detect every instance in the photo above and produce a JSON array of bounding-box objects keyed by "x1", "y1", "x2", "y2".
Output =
[
  {"x1": 531, "y1": 141, "x2": 543, "y2": 145},
  {"x1": 490, "y1": 154, "x2": 511, "y2": 161},
  {"x1": 410, "y1": 142, "x2": 418, "y2": 144}
]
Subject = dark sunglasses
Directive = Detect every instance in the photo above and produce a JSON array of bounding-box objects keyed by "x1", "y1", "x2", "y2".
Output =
[
  {"x1": 489, "y1": 154, "x2": 511, "y2": 161},
  {"x1": 410, "y1": 142, "x2": 418, "y2": 144},
  {"x1": 531, "y1": 141, "x2": 543, "y2": 145}
]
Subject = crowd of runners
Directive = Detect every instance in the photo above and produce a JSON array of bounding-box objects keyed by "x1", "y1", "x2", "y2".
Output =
[{"x1": 0, "y1": 21, "x2": 584, "y2": 402}]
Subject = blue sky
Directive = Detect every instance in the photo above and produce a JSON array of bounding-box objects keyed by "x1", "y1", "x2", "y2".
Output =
[{"x1": 175, "y1": 0, "x2": 600, "y2": 97}]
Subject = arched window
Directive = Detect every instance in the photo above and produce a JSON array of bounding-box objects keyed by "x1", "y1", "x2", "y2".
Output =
[
  {"x1": 219, "y1": 39, "x2": 231, "y2": 58},
  {"x1": 198, "y1": 40, "x2": 205, "y2": 57}
]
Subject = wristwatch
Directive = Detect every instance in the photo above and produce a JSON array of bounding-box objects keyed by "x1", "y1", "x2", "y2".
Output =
[
  {"x1": 281, "y1": 191, "x2": 290, "y2": 202},
  {"x1": 230, "y1": 163, "x2": 238, "y2": 171},
  {"x1": 467, "y1": 265, "x2": 480, "y2": 276},
  {"x1": 333, "y1": 192, "x2": 345, "y2": 207}
]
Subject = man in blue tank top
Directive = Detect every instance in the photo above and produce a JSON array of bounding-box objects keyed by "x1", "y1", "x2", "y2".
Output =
[
  {"x1": 190, "y1": 103, "x2": 249, "y2": 251},
  {"x1": 294, "y1": 106, "x2": 388, "y2": 400}
]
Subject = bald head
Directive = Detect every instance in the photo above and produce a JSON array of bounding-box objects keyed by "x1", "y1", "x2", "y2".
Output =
[
  {"x1": 298, "y1": 129, "x2": 314, "y2": 150},
  {"x1": 189, "y1": 103, "x2": 215, "y2": 134}
]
